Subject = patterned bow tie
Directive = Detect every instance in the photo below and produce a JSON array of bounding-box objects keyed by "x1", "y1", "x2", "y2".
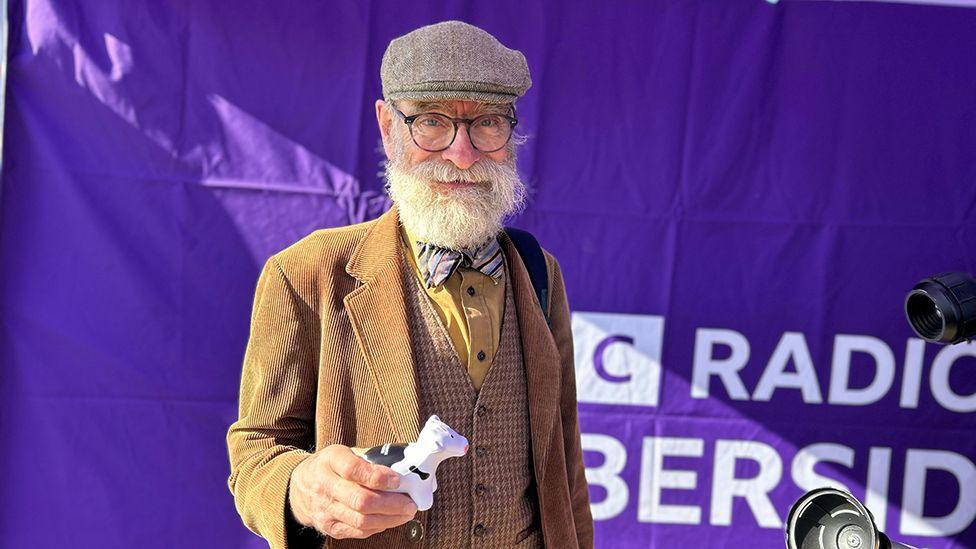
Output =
[{"x1": 416, "y1": 238, "x2": 504, "y2": 288}]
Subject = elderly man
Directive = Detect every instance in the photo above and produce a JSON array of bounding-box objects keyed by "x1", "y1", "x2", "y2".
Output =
[{"x1": 227, "y1": 20, "x2": 593, "y2": 548}]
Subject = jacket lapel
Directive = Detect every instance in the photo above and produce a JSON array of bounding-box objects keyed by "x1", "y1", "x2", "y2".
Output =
[
  {"x1": 498, "y1": 231, "x2": 562, "y2": 479},
  {"x1": 343, "y1": 205, "x2": 421, "y2": 442}
]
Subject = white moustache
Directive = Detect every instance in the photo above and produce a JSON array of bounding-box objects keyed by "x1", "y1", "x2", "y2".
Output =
[{"x1": 384, "y1": 155, "x2": 527, "y2": 251}]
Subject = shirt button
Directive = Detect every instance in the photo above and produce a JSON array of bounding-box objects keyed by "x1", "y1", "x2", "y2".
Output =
[
  {"x1": 473, "y1": 523, "x2": 487, "y2": 537},
  {"x1": 477, "y1": 350, "x2": 486, "y2": 361},
  {"x1": 467, "y1": 286, "x2": 476, "y2": 296},
  {"x1": 475, "y1": 445, "x2": 488, "y2": 458},
  {"x1": 405, "y1": 519, "x2": 424, "y2": 542},
  {"x1": 475, "y1": 483, "x2": 487, "y2": 496},
  {"x1": 476, "y1": 404, "x2": 488, "y2": 417}
]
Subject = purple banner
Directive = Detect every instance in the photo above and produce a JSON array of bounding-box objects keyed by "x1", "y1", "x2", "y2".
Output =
[{"x1": 2, "y1": 0, "x2": 975, "y2": 547}]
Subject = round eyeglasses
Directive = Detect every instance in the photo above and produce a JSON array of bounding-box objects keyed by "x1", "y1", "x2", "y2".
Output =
[{"x1": 391, "y1": 105, "x2": 518, "y2": 153}]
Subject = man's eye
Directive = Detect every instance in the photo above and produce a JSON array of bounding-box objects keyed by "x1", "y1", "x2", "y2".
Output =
[
  {"x1": 421, "y1": 118, "x2": 443, "y2": 127},
  {"x1": 478, "y1": 116, "x2": 501, "y2": 127}
]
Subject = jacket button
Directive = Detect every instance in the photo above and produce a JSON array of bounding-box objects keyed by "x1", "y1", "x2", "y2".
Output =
[
  {"x1": 475, "y1": 483, "x2": 487, "y2": 496},
  {"x1": 473, "y1": 523, "x2": 487, "y2": 537},
  {"x1": 405, "y1": 519, "x2": 424, "y2": 542},
  {"x1": 475, "y1": 445, "x2": 488, "y2": 458},
  {"x1": 476, "y1": 404, "x2": 488, "y2": 417}
]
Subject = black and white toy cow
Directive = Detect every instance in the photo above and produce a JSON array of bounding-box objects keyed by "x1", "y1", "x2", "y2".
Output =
[{"x1": 360, "y1": 415, "x2": 469, "y2": 511}]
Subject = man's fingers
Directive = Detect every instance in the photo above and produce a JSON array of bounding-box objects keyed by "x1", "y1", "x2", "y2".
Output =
[
  {"x1": 330, "y1": 449, "x2": 400, "y2": 490},
  {"x1": 326, "y1": 500, "x2": 416, "y2": 532},
  {"x1": 330, "y1": 477, "x2": 418, "y2": 516},
  {"x1": 293, "y1": 445, "x2": 418, "y2": 540}
]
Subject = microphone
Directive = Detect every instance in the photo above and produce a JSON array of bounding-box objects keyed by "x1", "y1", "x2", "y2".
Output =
[
  {"x1": 905, "y1": 272, "x2": 976, "y2": 345},
  {"x1": 785, "y1": 488, "x2": 918, "y2": 549}
]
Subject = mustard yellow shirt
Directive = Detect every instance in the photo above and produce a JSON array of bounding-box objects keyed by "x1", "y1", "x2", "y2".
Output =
[{"x1": 399, "y1": 224, "x2": 505, "y2": 390}]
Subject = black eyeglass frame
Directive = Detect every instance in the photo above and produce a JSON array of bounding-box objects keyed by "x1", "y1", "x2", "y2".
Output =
[{"x1": 390, "y1": 104, "x2": 519, "y2": 153}]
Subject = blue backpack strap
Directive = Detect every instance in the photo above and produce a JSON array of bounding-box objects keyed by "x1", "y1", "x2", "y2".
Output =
[{"x1": 504, "y1": 227, "x2": 551, "y2": 329}]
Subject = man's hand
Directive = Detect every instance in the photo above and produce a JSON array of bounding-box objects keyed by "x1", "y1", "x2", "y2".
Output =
[{"x1": 288, "y1": 444, "x2": 418, "y2": 539}]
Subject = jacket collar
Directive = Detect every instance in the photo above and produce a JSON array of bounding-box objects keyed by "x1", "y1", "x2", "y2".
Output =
[{"x1": 345, "y1": 204, "x2": 402, "y2": 283}]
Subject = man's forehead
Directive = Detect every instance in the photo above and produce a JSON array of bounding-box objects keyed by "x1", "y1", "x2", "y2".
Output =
[{"x1": 400, "y1": 99, "x2": 511, "y2": 114}]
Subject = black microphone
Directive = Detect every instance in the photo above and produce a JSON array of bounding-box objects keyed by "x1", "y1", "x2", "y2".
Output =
[
  {"x1": 786, "y1": 488, "x2": 918, "y2": 549},
  {"x1": 905, "y1": 272, "x2": 976, "y2": 345}
]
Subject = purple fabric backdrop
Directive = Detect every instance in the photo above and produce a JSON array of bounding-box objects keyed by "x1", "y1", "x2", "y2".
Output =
[{"x1": 2, "y1": 0, "x2": 975, "y2": 547}]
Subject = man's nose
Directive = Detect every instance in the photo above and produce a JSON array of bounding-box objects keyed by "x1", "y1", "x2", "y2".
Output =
[{"x1": 440, "y1": 125, "x2": 481, "y2": 170}]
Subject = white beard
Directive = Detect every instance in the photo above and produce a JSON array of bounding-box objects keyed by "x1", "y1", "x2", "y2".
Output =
[{"x1": 384, "y1": 129, "x2": 526, "y2": 252}]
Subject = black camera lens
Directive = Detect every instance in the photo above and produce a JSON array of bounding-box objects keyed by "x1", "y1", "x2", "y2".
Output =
[{"x1": 905, "y1": 272, "x2": 976, "y2": 345}]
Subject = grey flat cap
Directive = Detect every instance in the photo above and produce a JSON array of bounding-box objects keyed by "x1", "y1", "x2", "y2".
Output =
[{"x1": 381, "y1": 20, "x2": 531, "y2": 105}]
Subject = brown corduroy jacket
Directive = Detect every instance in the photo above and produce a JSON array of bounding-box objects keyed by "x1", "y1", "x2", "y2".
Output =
[{"x1": 226, "y1": 205, "x2": 594, "y2": 548}]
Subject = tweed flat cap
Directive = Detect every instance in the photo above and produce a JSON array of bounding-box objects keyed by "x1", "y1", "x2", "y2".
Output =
[{"x1": 381, "y1": 20, "x2": 531, "y2": 105}]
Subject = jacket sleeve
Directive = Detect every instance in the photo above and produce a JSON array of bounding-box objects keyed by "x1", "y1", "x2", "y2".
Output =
[
  {"x1": 226, "y1": 255, "x2": 321, "y2": 549},
  {"x1": 546, "y1": 253, "x2": 595, "y2": 548}
]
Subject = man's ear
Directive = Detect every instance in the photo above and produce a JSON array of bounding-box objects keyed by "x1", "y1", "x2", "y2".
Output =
[{"x1": 376, "y1": 99, "x2": 394, "y2": 158}]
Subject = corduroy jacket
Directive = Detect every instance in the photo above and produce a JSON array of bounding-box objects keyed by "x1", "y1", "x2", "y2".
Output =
[{"x1": 226, "y1": 204, "x2": 594, "y2": 548}]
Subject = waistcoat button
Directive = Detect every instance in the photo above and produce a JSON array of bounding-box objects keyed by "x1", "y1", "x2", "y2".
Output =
[
  {"x1": 405, "y1": 519, "x2": 424, "y2": 542},
  {"x1": 467, "y1": 286, "x2": 476, "y2": 296}
]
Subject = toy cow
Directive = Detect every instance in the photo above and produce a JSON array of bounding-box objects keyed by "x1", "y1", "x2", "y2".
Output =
[{"x1": 359, "y1": 415, "x2": 469, "y2": 511}]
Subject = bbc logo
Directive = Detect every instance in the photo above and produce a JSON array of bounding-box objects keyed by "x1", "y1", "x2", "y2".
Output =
[{"x1": 571, "y1": 312, "x2": 665, "y2": 407}]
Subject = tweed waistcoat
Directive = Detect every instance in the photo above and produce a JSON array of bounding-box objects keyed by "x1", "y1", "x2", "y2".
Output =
[{"x1": 402, "y1": 255, "x2": 541, "y2": 548}]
